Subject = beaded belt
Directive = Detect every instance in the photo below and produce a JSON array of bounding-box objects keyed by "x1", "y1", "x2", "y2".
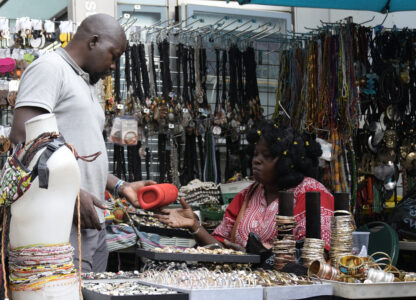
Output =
[{"x1": 8, "y1": 243, "x2": 77, "y2": 291}]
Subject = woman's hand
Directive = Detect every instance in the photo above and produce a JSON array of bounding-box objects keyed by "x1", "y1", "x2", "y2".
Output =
[
  {"x1": 223, "y1": 239, "x2": 246, "y2": 252},
  {"x1": 155, "y1": 198, "x2": 198, "y2": 230}
]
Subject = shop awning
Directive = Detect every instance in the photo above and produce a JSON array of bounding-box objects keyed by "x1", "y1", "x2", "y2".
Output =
[{"x1": 236, "y1": 0, "x2": 416, "y2": 13}]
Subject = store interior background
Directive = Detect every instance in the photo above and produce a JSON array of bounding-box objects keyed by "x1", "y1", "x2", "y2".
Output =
[
  {"x1": 2, "y1": 0, "x2": 416, "y2": 191},
  {"x1": 1, "y1": 0, "x2": 415, "y2": 192}
]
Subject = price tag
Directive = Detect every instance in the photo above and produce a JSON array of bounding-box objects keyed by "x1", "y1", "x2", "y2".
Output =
[
  {"x1": 143, "y1": 108, "x2": 150, "y2": 114},
  {"x1": 116, "y1": 104, "x2": 124, "y2": 110},
  {"x1": 8, "y1": 80, "x2": 19, "y2": 92},
  {"x1": 124, "y1": 13, "x2": 131, "y2": 19},
  {"x1": 134, "y1": 5, "x2": 141, "y2": 10},
  {"x1": 182, "y1": 108, "x2": 188, "y2": 113},
  {"x1": 168, "y1": 123, "x2": 174, "y2": 129}
]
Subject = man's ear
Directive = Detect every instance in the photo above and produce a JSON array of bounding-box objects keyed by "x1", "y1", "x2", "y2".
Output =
[{"x1": 88, "y1": 35, "x2": 99, "y2": 49}]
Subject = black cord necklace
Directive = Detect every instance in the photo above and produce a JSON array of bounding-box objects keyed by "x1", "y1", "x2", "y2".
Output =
[
  {"x1": 176, "y1": 43, "x2": 183, "y2": 101},
  {"x1": 114, "y1": 57, "x2": 121, "y2": 104},
  {"x1": 236, "y1": 46, "x2": 244, "y2": 110},
  {"x1": 228, "y1": 44, "x2": 238, "y2": 110},
  {"x1": 215, "y1": 48, "x2": 220, "y2": 114},
  {"x1": 138, "y1": 43, "x2": 150, "y2": 100},
  {"x1": 182, "y1": 46, "x2": 190, "y2": 106},
  {"x1": 200, "y1": 47, "x2": 208, "y2": 106},
  {"x1": 189, "y1": 47, "x2": 196, "y2": 106},
  {"x1": 131, "y1": 44, "x2": 144, "y2": 104},
  {"x1": 125, "y1": 42, "x2": 131, "y2": 93},
  {"x1": 158, "y1": 133, "x2": 167, "y2": 183},
  {"x1": 127, "y1": 142, "x2": 142, "y2": 181},
  {"x1": 221, "y1": 49, "x2": 227, "y2": 110},
  {"x1": 113, "y1": 144, "x2": 126, "y2": 181},
  {"x1": 151, "y1": 43, "x2": 158, "y2": 97}
]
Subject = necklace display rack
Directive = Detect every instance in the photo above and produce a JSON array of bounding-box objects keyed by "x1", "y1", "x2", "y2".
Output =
[{"x1": 107, "y1": 15, "x2": 280, "y2": 187}]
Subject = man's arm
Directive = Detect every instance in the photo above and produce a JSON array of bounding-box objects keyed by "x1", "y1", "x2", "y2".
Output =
[
  {"x1": 107, "y1": 174, "x2": 156, "y2": 207},
  {"x1": 10, "y1": 106, "x2": 49, "y2": 144}
]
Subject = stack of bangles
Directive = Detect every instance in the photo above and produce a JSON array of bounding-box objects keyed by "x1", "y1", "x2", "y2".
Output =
[
  {"x1": 301, "y1": 238, "x2": 325, "y2": 267},
  {"x1": 273, "y1": 215, "x2": 297, "y2": 270},
  {"x1": 8, "y1": 243, "x2": 78, "y2": 291},
  {"x1": 329, "y1": 211, "x2": 355, "y2": 266}
]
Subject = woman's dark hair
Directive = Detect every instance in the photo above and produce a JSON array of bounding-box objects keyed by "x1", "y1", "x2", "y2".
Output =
[{"x1": 246, "y1": 120, "x2": 322, "y2": 189}]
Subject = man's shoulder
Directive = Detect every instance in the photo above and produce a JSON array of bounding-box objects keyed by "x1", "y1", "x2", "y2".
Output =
[{"x1": 30, "y1": 51, "x2": 66, "y2": 69}]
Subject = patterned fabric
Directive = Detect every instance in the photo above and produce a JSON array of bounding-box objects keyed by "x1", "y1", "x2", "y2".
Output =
[
  {"x1": 0, "y1": 145, "x2": 32, "y2": 207},
  {"x1": 212, "y1": 177, "x2": 334, "y2": 249},
  {"x1": 106, "y1": 225, "x2": 137, "y2": 252}
]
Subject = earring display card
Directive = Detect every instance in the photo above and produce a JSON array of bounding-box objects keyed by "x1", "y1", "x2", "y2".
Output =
[{"x1": 136, "y1": 248, "x2": 260, "y2": 264}]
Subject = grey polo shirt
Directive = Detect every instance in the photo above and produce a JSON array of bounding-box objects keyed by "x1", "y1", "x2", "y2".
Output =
[{"x1": 15, "y1": 47, "x2": 108, "y2": 222}]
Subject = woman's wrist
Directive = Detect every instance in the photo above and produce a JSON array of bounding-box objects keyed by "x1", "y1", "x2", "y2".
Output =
[{"x1": 189, "y1": 220, "x2": 200, "y2": 233}]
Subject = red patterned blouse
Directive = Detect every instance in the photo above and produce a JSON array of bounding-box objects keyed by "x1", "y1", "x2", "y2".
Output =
[{"x1": 212, "y1": 177, "x2": 334, "y2": 250}]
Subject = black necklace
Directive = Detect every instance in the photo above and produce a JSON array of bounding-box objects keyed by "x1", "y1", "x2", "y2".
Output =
[
  {"x1": 138, "y1": 43, "x2": 150, "y2": 100},
  {"x1": 215, "y1": 48, "x2": 220, "y2": 114},
  {"x1": 114, "y1": 57, "x2": 121, "y2": 104},
  {"x1": 127, "y1": 142, "x2": 142, "y2": 181},
  {"x1": 221, "y1": 49, "x2": 227, "y2": 110},
  {"x1": 151, "y1": 43, "x2": 158, "y2": 97},
  {"x1": 131, "y1": 44, "x2": 144, "y2": 104},
  {"x1": 125, "y1": 42, "x2": 131, "y2": 93}
]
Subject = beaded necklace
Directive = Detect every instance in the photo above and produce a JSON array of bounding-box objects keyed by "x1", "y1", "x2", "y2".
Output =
[{"x1": 8, "y1": 243, "x2": 77, "y2": 292}]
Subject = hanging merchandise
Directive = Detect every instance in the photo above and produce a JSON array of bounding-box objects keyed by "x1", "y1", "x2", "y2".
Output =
[
  {"x1": 267, "y1": 19, "x2": 416, "y2": 224},
  {"x1": 203, "y1": 131, "x2": 218, "y2": 184}
]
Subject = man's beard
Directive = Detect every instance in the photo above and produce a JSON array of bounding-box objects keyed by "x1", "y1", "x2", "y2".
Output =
[{"x1": 89, "y1": 73, "x2": 102, "y2": 85}]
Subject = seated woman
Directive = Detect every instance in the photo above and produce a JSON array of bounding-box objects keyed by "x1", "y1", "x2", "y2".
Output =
[{"x1": 156, "y1": 121, "x2": 334, "y2": 250}]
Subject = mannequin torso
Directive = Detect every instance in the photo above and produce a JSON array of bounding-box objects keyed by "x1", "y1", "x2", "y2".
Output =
[{"x1": 8, "y1": 113, "x2": 81, "y2": 300}]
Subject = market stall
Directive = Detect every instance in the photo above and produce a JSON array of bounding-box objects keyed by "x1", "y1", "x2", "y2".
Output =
[{"x1": 1, "y1": 1, "x2": 416, "y2": 299}]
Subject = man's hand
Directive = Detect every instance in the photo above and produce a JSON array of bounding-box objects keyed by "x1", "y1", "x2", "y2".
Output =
[
  {"x1": 155, "y1": 198, "x2": 197, "y2": 229},
  {"x1": 73, "y1": 189, "x2": 107, "y2": 230},
  {"x1": 119, "y1": 180, "x2": 156, "y2": 207}
]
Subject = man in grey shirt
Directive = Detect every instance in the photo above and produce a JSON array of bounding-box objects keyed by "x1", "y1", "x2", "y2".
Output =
[{"x1": 10, "y1": 14, "x2": 155, "y2": 272}]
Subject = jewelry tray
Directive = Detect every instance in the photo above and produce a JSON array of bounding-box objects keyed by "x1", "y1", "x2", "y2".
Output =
[
  {"x1": 82, "y1": 280, "x2": 189, "y2": 300},
  {"x1": 263, "y1": 283, "x2": 333, "y2": 300},
  {"x1": 136, "y1": 248, "x2": 260, "y2": 263},
  {"x1": 134, "y1": 223, "x2": 193, "y2": 238},
  {"x1": 323, "y1": 280, "x2": 416, "y2": 299},
  {"x1": 136, "y1": 280, "x2": 264, "y2": 300}
]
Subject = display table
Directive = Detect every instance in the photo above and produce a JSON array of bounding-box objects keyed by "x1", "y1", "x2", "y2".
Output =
[
  {"x1": 137, "y1": 280, "x2": 263, "y2": 300},
  {"x1": 326, "y1": 280, "x2": 416, "y2": 299},
  {"x1": 82, "y1": 279, "x2": 189, "y2": 300},
  {"x1": 263, "y1": 283, "x2": 333, "y2": 300},
  {"x1": 399, "y1": 241, "x2": 416, "y2": 251}
]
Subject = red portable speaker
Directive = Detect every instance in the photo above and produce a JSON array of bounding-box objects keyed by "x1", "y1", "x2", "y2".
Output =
[{"x1": 138, "y1": 183, "x2": 178, "y2": 210}]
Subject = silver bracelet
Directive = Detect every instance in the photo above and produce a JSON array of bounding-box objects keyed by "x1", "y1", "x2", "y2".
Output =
[{"x1": 190, "y1": 225, "x2": 201, "y2": 235}]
